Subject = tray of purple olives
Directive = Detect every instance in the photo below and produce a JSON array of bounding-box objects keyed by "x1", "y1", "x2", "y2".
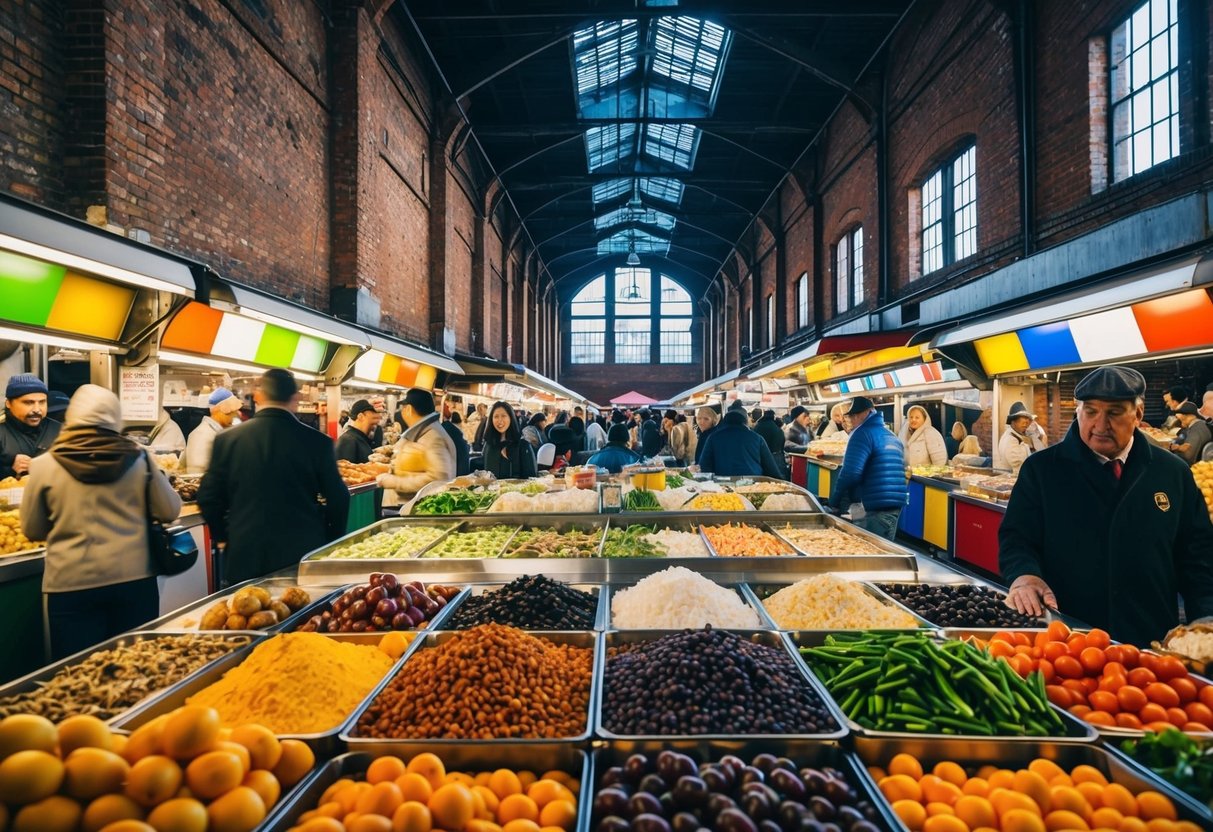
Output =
[
  {"x1": 591, "y1": 743, "x2": 892, "y2": 832},
  {"x1": 290, "y1": 572, "x2": 468, "y2": 634}
]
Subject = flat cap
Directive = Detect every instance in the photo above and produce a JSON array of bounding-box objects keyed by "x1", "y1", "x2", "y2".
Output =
[
  {"x1": 1176, "y1": 401, "x2": 1201, "y2": 416},
  {"x1": 842, "y1": 395, "x2": 875, "y2": 415},
  {"x1": 1073, "y1": 365, "x2": 1146, "y2": 402}
]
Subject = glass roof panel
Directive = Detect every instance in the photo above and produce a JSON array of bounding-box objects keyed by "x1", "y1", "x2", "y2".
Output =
[
  {"x1": 586, "y1": 123, "x2": 638, "y2": 170},
  {"x1": 573, "y1": 19, "x2": 639, "y2": 97},
  {"x1": 640, "y1": 177, "x2": 685, "y2": 205},
  {"x1": 597, "y1": 229, "x2": 671, "y2": 255},
  {"x1": 651, "y1": 16, "x2": 731, "y2": 99},
  {"x1": 643, "y1": 123, "x2": 700, "y2": 169},
  {"x1": 592, "y1": 178, "x2": 633, "y2": 204},
  {"x1": 595, "y1": 206, "x2": 677, "y2": 231}
]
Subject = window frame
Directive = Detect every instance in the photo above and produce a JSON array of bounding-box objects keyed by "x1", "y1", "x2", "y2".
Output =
[
  {"x1": 834, "y1": 225, "x2": 864, "y2": 315},
  {"x1": 1109, "y1": 0, "x2": 1180, "y2": 182},
  {"x1": 796, "y1": 272, "x2": 809, "y2": 330},
  {"x1": 918, "y1": 144, "x2": 977, "y2": 278}
]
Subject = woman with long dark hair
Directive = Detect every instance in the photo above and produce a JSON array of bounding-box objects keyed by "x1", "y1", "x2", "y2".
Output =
[{"x1": 483, "y1": 401, "x2": 537, "y2": 479}]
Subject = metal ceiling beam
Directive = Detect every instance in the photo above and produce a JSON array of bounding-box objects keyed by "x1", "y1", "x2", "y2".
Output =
[
  {"x1": 731, "y1": 26, "x2": 876, "y2": 119},
  {"x1": 494, "y1": 133, "x2": 586, "y2": 176},
  {"x1": 544, "y1": 243, "x2": 727, "y2": 270},
  {"x1": 412, "y1": 2, "x2": 908, "y2": 22},
  {"x1": 474, "y1": 119, "x2": 819, "y2": 136},
  {"x1": 506, "y1": 174, "x2": 771, "y2": 188},
  {"x1": 452, "y1": 27, "x2": 577, "y2": 100}
]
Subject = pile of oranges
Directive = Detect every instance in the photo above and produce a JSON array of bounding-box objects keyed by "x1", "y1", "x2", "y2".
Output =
[
  {"x1": 0, "y1": 704, "x2": 313, "y2": 832},
  {"x1": 287, "y1": 752, "x2": 580, "y2": 832},
  {"x1": 984, "y1": 622, "x2": 1213, "y2": 733},
  {"x1": 870, "y1": 752, "x2": 1200, "y2": 832}
]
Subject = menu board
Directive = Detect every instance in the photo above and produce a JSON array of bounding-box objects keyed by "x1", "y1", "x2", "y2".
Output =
[{"x1": 119, "y1": 365, "x2": 159, "y2": 422}]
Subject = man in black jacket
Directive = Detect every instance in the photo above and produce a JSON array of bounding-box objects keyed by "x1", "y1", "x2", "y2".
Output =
[
  {"x1": 335, "y1": 399, "x2": 379, "y2": 464},
  {"x1": 1001, "y1": 365, "x2": 1213, "y2": 646},
  {"x1": 0, "y1": 374, "x2": 61, "y2": 479},
  {"x1": 198, "y1": 369, "x2": 350, "y2": 586}
]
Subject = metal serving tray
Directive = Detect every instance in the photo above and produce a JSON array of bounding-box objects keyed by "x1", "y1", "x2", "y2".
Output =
[
  {"x1": 604, "y1": 581, "x2": 774, "y2": 630},
  {"x1": 261, "y1": 745, "x2": 591, "y2": 832},
  {"x1": 112, "y1": 632, "x2": 418, "y2": 756},
  {"x1": 599, "y1": 517, "x2": 710, "y2": 558},
  {"x1": 596, "y1": 629, "x2": 848, "y2": 741},
  {"x1": 500, "y1": 518, "x2": 609, "y2": 559},
  {"x1": 698, "y1": 520, "x2": 800, "y2": 558},
  {"x1": 592, "y1": 740, "x2": 893, "y2": 832},
  {"x1": 1104, "y1": 736, "x2": 1213, "y2": 821},
  {"x1": 749, "y1": 582, "x2": 934, "y2": 630},
  {"x1": 284, "y1": 583, "x2": 471, "y2": 634},
  {"x1": 787, "y1": 630, "x2": 1098, "y2": 743},
  {"x1": 415, "y1": 518, "x2": 524, "y2": 559},
  {"x1": 0, "y1": 631, "x2": 261, "y2": 724},
  {"x1": 300, "y1": 517, "x2": 458, "y2": 562},
  {"x1": 871, "y1": 580, "x2": 1083, "y2": 629},
  {"x1": 764, "y1": 514, "x2": 921, "y2": 572},
  {"x1": 145, "y1": 577, "x2": 344, "y2": 632},
  {"x1": 344, "y1": 630, "x2": 600, "y2": 744},
  {"x1": 444, "y1": 581, "x2": 608, "y2": 631},
  {"x1": 852, "y1": 735, "x2": 1212, "y2": 828}
]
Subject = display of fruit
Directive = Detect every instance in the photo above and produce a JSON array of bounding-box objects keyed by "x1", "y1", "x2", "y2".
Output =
[
  {"x1": 0, "y1": 510, "x2": 42, "y2": 556},
  {"x1": 283, "y1": 751, "x2": 581, "y2": 832},
  {"x1": 195, "y1": 585, "x2": 311, "y2": 631},
  {"x1": 1191, "y1": 460, "x2": 1213, "y2": 522},
  {"x1": 317, "y1": 526, "x2": 449, "y2": 559},
  {"x1": 592, "y1": 750, "x2": 882, "y2": 832},
  {"x1": 868, "y1": 751, "x2": 1199, "y2": 832},
  {"x1": 337, "y1": 459, "x2": 389, "y2": 486},
  {"x1": 0, "y1": 705, "x2": 313, "y2": 832},
  {"x1": 297, "y1": 573, "x2": 461, "y2": 633},
  {"x1": 984, "y1": 621, "x2": 1213, "y2": 733}
]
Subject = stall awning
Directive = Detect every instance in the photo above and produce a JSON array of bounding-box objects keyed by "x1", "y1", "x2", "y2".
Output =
[
  {"x1": 0, "y1": 195, "x2": 198, "y2": 297},
  {"x1": 159, "y1": 281, "x2": 373, "y2": 379},
  {"x1": 0, "y1": 197, "x2": 199, "y2": 351},
  {"x1": 668, "y1": 368, "x2": 741, "y2": 405},
  {"x1": 747, "y1": 331, "x2": 914, "y2": 380},
  {"x1": 928, "y1": 254, "x2": 1213, "y2": 377},
  {"x1": 347, "y1": 332, "x2": 463, "y2": 391},
  {"x1": 452, "y1": 355, "x2": 591, "y2": 405},
  {"x1": 610, "y1": 390, "x2": 660, "y2": 407}
]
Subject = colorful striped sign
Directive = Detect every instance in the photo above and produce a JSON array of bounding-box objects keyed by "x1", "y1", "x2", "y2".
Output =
[
  {"x1": 821, "y1": 361, "x2": 959, "y2": 394},
  {"x1": 0, "y1": 250, "x2": 136, "y2": 342},
  {"x1": 973, "y1": 288, "x2": 1213, "y2": 376},
  {"x1": 161, "y1": 301, "x2": 332, "y2": 373},
  {"x1": 353, "y1": 349, "x2": 438, "y2": 390}
]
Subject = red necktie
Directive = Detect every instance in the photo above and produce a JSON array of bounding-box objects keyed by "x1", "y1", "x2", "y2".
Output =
[{"x1": 1107, "y1": 459, "x2": 1122, "y2": 480}]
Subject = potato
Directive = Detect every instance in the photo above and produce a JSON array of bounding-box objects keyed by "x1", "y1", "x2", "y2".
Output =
[
  {"x1": 278, "y1": 587, "x2": 311, "y2": 611},
  {"x1": 200, "y1": 602, "x2": 230, "y2": 630},
  {"x1": 269, "y1": 601, "x2": 291, "y2": 622},
  {"x1": 231, "y1": 588, "x2": 263, "y2": 617},
  {"x1": 225, "y1": 613, "x2": 248, "y2": 630},
  {"x1": 248, "y1": 586, "x2": 273, "y2": 609},
  {"x1": 247, "y1": 610, "x2": 278, "y2": 629}
]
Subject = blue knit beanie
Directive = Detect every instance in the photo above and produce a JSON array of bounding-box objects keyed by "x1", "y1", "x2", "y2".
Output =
[{"x1": 5, "y1": 374, "x2": 48, "y2": 400}]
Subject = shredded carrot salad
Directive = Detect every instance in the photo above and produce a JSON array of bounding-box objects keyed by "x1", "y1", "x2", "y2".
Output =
[{"x1": 701, "y1": 523, "x2": 795, "y2": 557}]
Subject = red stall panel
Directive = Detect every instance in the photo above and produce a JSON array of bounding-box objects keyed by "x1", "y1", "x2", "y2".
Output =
[{"x1": 951, "y1": 498, "x2": 1003, "y2": 576}]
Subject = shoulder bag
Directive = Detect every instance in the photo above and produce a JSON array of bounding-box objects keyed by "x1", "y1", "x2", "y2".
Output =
[{"x1": 144, "y1": 452, "x2": 198, "y2": 576}]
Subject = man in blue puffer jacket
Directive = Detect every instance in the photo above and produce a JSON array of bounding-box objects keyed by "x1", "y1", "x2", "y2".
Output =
[{"x1": 828, "y1": 396, "x2": 907, "y2": 540}]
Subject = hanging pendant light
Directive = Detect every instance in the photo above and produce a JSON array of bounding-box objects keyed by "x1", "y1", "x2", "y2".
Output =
[{"x1": 626, "y1": 242, "x2": 641, "y2": 267}]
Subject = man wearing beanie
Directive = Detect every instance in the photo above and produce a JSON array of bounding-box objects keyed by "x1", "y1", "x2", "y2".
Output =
[
  {"x1": 1, "y1": 373, "x2": 62, "y2": 479},
  {"x1": 587, "y1": 423, "x2": 642, "y2": 473},
  {"x1": 184, "y1": 387, "x2": 243, "y2": 473},
  {"x1": 376, "y1": 387, "x2": 456, "y2": 507}
]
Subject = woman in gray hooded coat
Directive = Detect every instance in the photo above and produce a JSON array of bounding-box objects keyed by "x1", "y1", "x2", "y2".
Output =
[{"x1": 22, "y1": 385, "x2": 181, "y2": 658}]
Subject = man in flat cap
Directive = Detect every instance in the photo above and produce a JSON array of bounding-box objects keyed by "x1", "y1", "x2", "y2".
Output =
[
  {"x1": 1001, "y1": 365, "x2": 1213, "y2": 645},
  {"x1": 1168, "y1": 401, "x2": 1211, "y2": 466}
]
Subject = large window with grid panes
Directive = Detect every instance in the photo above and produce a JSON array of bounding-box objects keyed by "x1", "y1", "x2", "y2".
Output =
[
  {"x1": 1111, "y1": 0, "x2": 1179, "y2": 181},
  {"x1": 567, "y1": 269, "x2": 696, "y2": 364},
  {"x1": 920, "y1": 145, "x2": 976, "y2": 277},
  {"x1": 834, "y1": 226, "x2": 864, "y2": 314},
  {"x1": 796, "y1": 273, "x2": 809, "y2": 330}
]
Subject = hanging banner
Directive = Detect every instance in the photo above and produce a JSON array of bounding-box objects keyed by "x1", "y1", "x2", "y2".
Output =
[{"x1": 119, "y1": 365, "x2": 159, "y2": 422}]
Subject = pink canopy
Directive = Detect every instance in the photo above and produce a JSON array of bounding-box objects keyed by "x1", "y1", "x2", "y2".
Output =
[{"x1": 609, "y1": 390, "x2": 660, "y2": 406}]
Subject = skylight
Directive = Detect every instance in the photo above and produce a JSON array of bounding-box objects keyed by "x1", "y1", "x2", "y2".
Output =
[
  {"x1": 651, "y1": 16, "x2": 730, "y2": 100},
  {"x1": 586, "y1": 124, "x2": 638, "y2": 170},
  {"x1": 598, "y1": 229, "x2": 671, "y2": 255},
  {"x1": 640, "y1": 177, "x2": 685, "y2": 205},
  {"x1": 643, "y1": 123, "x2": 699, "y2": 169},
  {"x1": 595, "y1": 206, "x2": 677, "y2": 232},
  {"x1": 592, "y1": 179, "x2": 633, "y2": 204},
  {"x1": 572, "y1": 19, "x2": 639, "y2": 97}
]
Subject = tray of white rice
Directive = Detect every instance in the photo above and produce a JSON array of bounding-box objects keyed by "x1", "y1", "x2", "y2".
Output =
[
  {"x1": 607, "y1": 567, "x2": 774, "y2": 629},
  {"x1": 751, "y1": 575, "x2": 931, "y2": 630},
  {"x1": 488, "y1": 488, "x2": 601, "y2": 514}
]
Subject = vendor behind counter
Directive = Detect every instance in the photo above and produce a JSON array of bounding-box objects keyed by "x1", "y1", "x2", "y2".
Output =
[
  {"x1": 1000, "y1": 365, "x2": 1213, "y2": 646},
  {"x1": 0, "y1": 374, "x2": 61, "y2": 480}
]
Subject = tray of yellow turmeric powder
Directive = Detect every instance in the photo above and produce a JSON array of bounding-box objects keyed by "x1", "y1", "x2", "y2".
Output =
[{"x1": 111, "y1": 630, "x2": 422, "y2": 756}]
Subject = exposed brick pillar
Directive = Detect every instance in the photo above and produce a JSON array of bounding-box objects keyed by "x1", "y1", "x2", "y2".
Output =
[
  {"x1": 428, "y1": 134, "x2": 450, "y2": 352},
  {"x1": 470, "y1": 212, "x2": 487, "y2": 354}
]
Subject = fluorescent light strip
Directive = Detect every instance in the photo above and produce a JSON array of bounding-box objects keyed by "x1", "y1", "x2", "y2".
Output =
[
  {"x1": 157, "y1": 349, "x2": 320, "y2": 382},
  {"x1": 235, "y1": 306, "x2": 363, "y2": 347},
  {"x1": 346, "y1": 379, "x2": 402, "y2": 392},
  {"x1": 0, "y1": 324, "x2": 124, "y2": 353},
  {"x1": 0, "y1": 234, "x2": 190, "y2": 296}
]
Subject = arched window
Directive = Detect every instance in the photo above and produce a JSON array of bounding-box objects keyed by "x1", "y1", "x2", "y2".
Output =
[{"x1": 567, "y1": 269, "x2": 696, "y2": 364}]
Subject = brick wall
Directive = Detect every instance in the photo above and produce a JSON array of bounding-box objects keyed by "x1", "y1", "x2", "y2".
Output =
[
  {"x1": 779, "y1": 178, "x2": 813, "y2": 336},
  {"x1": 819, "y1": 100, "x2": 878, "y2": 321},
  {"x1": 559, "y1": 362, "x2": 704, "y2": 407},
  {"x1": 0, "y1": 0, "x2": 64, "y2": 206}
]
